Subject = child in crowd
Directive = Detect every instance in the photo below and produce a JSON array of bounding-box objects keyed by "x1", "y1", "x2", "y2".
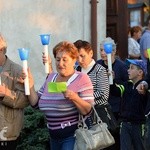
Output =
[{"x1": 110, "y1": 59, "x2": 148, "y2": 150}]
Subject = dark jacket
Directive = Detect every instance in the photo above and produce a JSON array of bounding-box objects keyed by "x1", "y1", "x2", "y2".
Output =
[
  {"x1": 145, "y1": 59, "x2": 150, "y2": 115},
  {"x1": 110, "y1": 80, "x2": 148, "y2": 124},
  {"x1": 97, "y1": 58, "x2": 128, "y2": 113}
]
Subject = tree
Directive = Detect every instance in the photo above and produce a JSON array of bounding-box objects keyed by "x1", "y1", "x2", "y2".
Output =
[{"x1": 17, "y1": 106, "x2": 50, "y2": 150}]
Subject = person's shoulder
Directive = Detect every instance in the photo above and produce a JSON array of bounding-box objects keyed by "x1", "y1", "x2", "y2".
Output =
[
  {"x1": 96, "y1": 59, "x2": 103, "y2": 64},
  {"x1": 75, "y1": 71, "x2": 86, "y2": 76},
  {"x1": 8, "y1": 57, "x2": 22, "y2": 70},
  {"x1": 141, "y1": 30, "x2": 150, "y2": 38},
  {"x1": 115, "y1": 58, "x2": 127, "y2": 66},
  {"x1": 95, "y1": 62, "x2": 106, "y2": 71},
  {"x1": 75, "y1": 71, "x2": 90, "y2": 79},
  {"x1": 114, "y1": 58, "x2": 128, "y2": 70},
  {"x1": 47, "y1": 72, "x2": 57, "y2": 79},
  {"x1": 75, "y1": 72, "x2": 93, "y2": 87},
  {"x1": 128, "y1": 37, "x2": 134, "y2": 42},
  {"x1": 45, "y1": 72, "x2": 59, "y2": 81},
  {"x1": 6, "y1": 57, "x2": 23, "y2": 76}
]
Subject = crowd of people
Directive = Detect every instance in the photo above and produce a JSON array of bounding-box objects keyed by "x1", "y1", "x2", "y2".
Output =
[{"x1": 0, "y1": 17, "x2": 150, "y2": 150}]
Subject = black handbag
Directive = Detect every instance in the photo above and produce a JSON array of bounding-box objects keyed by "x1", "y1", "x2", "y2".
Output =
[{"x1": 94, "y1": 104, "x2": 118, "y2": 131}]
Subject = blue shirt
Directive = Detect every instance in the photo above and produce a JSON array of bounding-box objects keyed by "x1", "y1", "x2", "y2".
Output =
[{"x1": 140, "y1": 30, "x2": 150, "y2": 63}]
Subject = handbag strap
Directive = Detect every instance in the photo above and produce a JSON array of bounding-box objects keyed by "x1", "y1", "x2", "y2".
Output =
[
  {"x1": 92, "y1": 105, "x2": 102, "y2": 123},
  {"x1": 78, "y1": 105, "x2": 102, "y2": 128}
]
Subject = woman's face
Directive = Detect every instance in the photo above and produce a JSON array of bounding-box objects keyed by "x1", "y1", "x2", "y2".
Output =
[
  {"x1": 55, "y1": 51, "x2": 76, "y2": 76},
  {"x1": 135, "y1": 31, "x2": 142, "y2": 40},
  {"x1": 77, "y1": 48, "x2": 93, "y2": 68},
  {"x1": 100, "y1": 48, "x2": 107, "y2": 61},
  {"x1": 100, "y1": 48, "x2": 116, "y2": 62}
]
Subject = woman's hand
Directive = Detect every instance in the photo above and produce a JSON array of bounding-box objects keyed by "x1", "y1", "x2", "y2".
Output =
[
  {"x1": 107, "y1": 70, "x2": 115, "y2": 79},
  {"x1": 63, "y1": 89, "x2": 78, "y2": 100},
  {"x1": 20, "y1": 68, "x2": 39, "y2": 106},
  {"x1": 63, "y1": 89, "x2": 92, "y2": 115},
  {"x1": 42, "y1": 53, "x2": 53, "y2": 73},
  {"x1": 42, "y1": 53, "x2": 52, "y2": 64},
  {"x1": 20, "y1": 68, "x2": 34, "y2": 89}
]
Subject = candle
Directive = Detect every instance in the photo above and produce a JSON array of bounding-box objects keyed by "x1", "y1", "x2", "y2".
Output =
[
  {"x1": 18, "y1": 48, "x2": 30, "y2": 95},
  {"x1": 104, "y1": 43, "x2": 113, "y2": 85},
  {"x1": 40, "y1": 34, "x2": 50, "y2": 74}
]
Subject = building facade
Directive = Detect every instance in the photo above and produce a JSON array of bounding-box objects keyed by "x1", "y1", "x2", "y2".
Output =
[{"x1": 0, "y1": 0, "x2": 106, "y2": 89}]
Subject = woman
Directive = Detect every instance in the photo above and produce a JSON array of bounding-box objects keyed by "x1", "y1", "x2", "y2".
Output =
[
  {"x1": 74, "y1": 40, "x2": 109, "y2": 105},
  {"x1": 22, "y1": 41, "x2": 95, "y2": 150},
  {"x1": 73, "y1": 40, "x2": 112, "y2": 130},
  {"x1": 128, "y1": 26, "x2": 142, "y2": 59},
  {"x1": 97, "y1": 37, "x2": 129, "y2": 150}
]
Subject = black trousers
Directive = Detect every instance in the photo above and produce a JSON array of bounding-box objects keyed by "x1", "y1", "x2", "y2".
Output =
[{"x1": 0, "y1": 140, "x2": 18, "y2": 150}]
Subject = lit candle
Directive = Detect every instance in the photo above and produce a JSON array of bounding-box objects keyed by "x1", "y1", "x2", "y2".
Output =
[
  {"x1": 104, "y1": 43, "x2": 113, "y2": 85},
  {"x1": 18, "y1": 48, "x2": 30, "y2": 95},
  {"x1": 40, "y1": 34, "x2": 50, "y2": 74}
]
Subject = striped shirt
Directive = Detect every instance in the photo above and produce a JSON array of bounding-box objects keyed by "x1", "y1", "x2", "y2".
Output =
[
  {"x1": 76, "y1": 63, "x2": 109, "y2": 105},
  {"x1": 37, "y1": 71, "x2": 94, "y2": 139}
]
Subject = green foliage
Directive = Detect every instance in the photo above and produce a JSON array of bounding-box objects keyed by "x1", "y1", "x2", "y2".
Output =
[{"x1": 17, "y1": 106, "x2": 50, "y2": 150}]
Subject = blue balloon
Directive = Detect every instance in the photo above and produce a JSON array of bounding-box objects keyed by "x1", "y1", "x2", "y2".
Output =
[
  {"x1": 40, "y1": 34, "x2": 50, "y2": 45},
  {"x1": 104, "y1": 43, "x2": 113, "y2": 54},
  {"x1": 18, "y1": 48, "x2": 29, "y2": 61}
]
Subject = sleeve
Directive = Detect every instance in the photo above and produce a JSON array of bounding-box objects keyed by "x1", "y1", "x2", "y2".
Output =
[
  {"x1": 77, "y1": 73, "x2": 95, "y2": 105},
  {"x1": 142, "y1": 36, "x2": 150, "y2": 51},
  {"x1": 114, "y1": 61, "x2": 129, "y2": 84},
  {"x1": 94, "y1": 66, "x2": 109, "y2": 103},
  {"x1": 145, "y1": 60, "x2": 150, "y2": 89},
  {"x1": 110, "y1": 82, "x2": 124, "y2": 97},
  {"x1": 128, "y1": 38, "x2": 134, "y2": 55},
  {"x1": 1, "y1": 68, "x2": 29, "y2": 109}
]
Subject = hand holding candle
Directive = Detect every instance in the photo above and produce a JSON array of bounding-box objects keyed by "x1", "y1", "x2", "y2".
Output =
[
  {"x1": 18, "y1": 48, "x2": 30, "y2": 95},
  {"x1": 104, "y1": 43, "x2": 113, "y2": 85},
  {"x1": 40, "y1": 34, "x2": 50, "y2": 74}
]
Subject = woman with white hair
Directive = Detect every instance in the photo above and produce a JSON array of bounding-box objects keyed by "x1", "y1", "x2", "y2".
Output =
[{"x1": 97, "y1": 37, "x2": 129, "y2": 150}]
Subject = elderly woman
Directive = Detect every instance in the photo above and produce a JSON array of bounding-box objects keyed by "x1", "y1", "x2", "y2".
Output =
[
  {"x1": 22, "y1": 41, "x2": 94, "y2": 150},
  {"x1": 97, "y1": 37, "x2": 129, "y2": 150}
]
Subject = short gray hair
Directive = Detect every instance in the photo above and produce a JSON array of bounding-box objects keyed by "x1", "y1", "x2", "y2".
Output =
[{"x1": 100, "y1": 37, "x2": 116, "y2": 50}]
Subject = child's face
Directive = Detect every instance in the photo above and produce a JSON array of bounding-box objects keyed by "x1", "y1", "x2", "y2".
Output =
[{"x1": 127, "y1": 64, "x2": 141, "y2": 80}]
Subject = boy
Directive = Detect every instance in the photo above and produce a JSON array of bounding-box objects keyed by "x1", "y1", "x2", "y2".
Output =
[{"x1": 110, "y1": 59, "x2": 148, "y2": 150}]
